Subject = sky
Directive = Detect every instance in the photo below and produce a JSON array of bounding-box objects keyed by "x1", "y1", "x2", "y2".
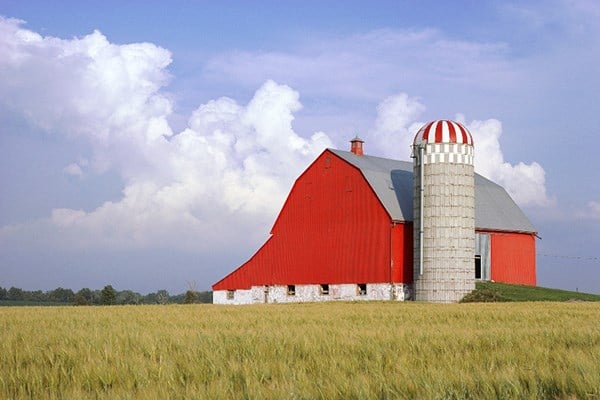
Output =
[{"x1": 1, "y1": 0, "x2": 599, "y2": 294}]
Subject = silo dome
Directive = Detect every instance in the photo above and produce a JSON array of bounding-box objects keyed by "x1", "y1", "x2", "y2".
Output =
[{"x1": 413, "y1": 120, "x2": 473, "y2": 146}]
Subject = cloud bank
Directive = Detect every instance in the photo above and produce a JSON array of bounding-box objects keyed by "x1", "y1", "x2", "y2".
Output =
[
  {"x1": 0, "y1": 17, "x2": 550, "y2": 257},
  {"x1": 370, "y1": 95, "x2": 551, "y2": 207}
]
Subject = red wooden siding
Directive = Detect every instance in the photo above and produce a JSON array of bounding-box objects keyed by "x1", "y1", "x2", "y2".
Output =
[
  {"x1": 213, "y1": 150, "x2": 394, "y2": 290},
  {"x1": 487, "y1": 231, "x2": 536, "y2": 285},
  {"x1": 391, "y1": 222, "x2": 413, "y2": 283}
]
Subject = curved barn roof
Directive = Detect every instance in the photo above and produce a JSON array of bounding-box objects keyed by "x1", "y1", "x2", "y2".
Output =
[
  {"x1": 329, "y1": 149, "x2": 535, "y2": 233},
  {"x1": 414, "y1": 120, "x2": 474, "y2": 146}
]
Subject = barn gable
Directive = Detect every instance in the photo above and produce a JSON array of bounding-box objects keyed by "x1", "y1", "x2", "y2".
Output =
[{"x1": 213, "y1": 149, "x2": 400, "y2": 292}]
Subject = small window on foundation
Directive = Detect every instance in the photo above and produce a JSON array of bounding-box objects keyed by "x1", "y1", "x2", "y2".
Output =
[
  {"x1": 475, "y1": 256, "x2": 482, "y2": 280},
  {"x1": 287, "y1": 285, "x2": 296, "y2": 296},
  {"x1": 357, "y1": 283, "x2": 367, "y2": 296},
  {"x1": 226, "y1": 290, "x2": 235, "y2": 300},
  {"x1": 320, "y1": 284, "x2": 329, "y2": 295}
]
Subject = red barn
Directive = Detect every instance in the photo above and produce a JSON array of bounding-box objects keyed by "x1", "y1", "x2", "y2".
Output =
[{"x1": 213, "y1": 137, "x2": 536, "y2": 304}]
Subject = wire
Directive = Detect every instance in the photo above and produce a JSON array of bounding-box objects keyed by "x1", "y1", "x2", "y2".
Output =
[{"x1": 537, "y1": 253, "x2": 600, "y2": 263}]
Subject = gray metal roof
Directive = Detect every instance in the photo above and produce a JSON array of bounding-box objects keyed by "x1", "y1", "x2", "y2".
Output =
[{"x1": 329, "y1": 149, "x2": 536, "y2": 233}]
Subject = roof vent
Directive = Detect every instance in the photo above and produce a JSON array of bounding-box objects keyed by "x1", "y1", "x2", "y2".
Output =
[{"x1": 350, "y1": 136, "x2": 364, "y2": 156}]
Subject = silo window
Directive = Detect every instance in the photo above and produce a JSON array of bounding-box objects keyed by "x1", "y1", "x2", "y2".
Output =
[
  {"x1": 226, "y1": 290, "x2": 235, "y2": 300},
  {"x1": 287, "y1": 285, "x2": 296, "y2": 296},
  {"x1": 475, "y1": 256, "x2": 482, "y2": 280},
  {"x1": 357, "y1": 284, "x2": 367, "y2": 296},
  {"x1": 320, "y1": 284, "x2": 330, "y2": 295}
]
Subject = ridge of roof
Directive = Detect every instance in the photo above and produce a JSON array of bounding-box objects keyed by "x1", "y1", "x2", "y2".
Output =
[{"x1": 328, "y1": 148, "x2": 536, "y2": 233}]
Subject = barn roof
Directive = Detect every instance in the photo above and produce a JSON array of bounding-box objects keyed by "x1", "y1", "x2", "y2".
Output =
[{"x1": 329, "y1": 149, "x2": 536, "y2": 233}]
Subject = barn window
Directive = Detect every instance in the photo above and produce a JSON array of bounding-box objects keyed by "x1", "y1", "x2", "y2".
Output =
[
  {"x1": 320, "y1": 284, "x2": 330, "y2": 295},
  {"x1": 475, "y1": 256, "x2": 482, "y2": 280},
  {"x1": 357, "y1": 283, "x2": 367, "y2": 296},
  {"x1": 287, "y1": 285, "x2": 296, "y2": 296},
  {"x1": 226, "y1": 290, "x2": 235, "y2": 300}
]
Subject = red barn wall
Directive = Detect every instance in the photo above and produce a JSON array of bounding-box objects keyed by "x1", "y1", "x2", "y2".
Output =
[
  {"x1": 213, "y1": 151, "x2": 394, "y2": 290},
  {"x1": 486, "y1": 231, "x2": 536, "y2": 285},
  {"x1": 391, "y1": 223, "x2": 413, "y2": 283}
]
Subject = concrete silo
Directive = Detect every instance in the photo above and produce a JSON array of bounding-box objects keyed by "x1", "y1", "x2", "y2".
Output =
[{"x1": 412, "y1": 120, "x2": 475, "y2": 302}]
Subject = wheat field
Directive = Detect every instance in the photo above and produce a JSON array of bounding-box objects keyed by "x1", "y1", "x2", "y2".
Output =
[{"x1": 1, "y1": 302, "x2": 598, "y2": 399}]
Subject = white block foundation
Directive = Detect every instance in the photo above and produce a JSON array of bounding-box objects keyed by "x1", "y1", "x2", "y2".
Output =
[{"x1": 213, "y1": 283, "x2": 411, "y2": 305}]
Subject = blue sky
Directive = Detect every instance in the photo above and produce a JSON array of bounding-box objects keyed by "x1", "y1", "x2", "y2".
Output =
[{"x1": 1, "y1": 0, "x2": 599, "y2": 294}]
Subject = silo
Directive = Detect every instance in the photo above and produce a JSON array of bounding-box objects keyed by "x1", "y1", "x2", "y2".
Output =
[{"x1": 412, "y1": 120, "x2": 475, "y2": 302}]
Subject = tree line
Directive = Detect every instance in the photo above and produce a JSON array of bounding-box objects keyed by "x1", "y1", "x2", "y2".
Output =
[{"x1": 0, "y1": 285, "x2": 212, "y2": 305}]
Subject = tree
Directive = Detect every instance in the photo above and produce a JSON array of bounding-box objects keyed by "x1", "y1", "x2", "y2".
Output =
[
  {"x1": 73, "y1": 293, "x2": 90, "y2": 306},
  {"x1": 100, "y1": 285, "x2": 117, "y2": 305},
  {"x1": 198, "y1": 291, "x2": 213, "y2": 303},
  {"x1": 7, "y1": 287, "x2": 24, "y2": 301},
  {"x1": 183, "y1": 290, "x2": 198, "y2": 304},
  {"x1": 184, "y1": 281, "x2": 198, "y2": 304},
  {"x1": 0, "y1": 287, "x2": 7, "y2": 300},
  {"x1": 48, "y1": 287, "x2": 74, "y2": 303},
  {"x1": 117, "y1": 290, "x2": 141, "y2": 305},
  {"x1": 76, "y1": 288, "x2": 93, "y2": 304},
  {"x1": 156, "y1": 289, "x2": 169, "y2": 305}
]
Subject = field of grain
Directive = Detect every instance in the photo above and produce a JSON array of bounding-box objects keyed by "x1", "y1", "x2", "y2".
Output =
[{"x1": 1, "y1": 302, "x2": 598, "y2": 399}]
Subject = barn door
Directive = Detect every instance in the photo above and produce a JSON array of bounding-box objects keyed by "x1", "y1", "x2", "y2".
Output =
[{"x1": 475, "y1": 233, "x2": 491, "y2": 280}]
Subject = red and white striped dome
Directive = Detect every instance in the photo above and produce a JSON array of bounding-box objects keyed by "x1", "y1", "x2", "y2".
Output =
[{"x1": 413, "y1": 120, "x2": 473, "y2": 146}]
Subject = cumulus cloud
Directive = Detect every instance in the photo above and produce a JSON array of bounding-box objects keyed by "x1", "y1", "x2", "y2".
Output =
[
  {"x1": 370, "y1": 93, "x2": 426, "y2": 159},
  {"x1": 370, "y1": 97, "x2": 552, "y2": 207},
  {"x1": 461, "y1": 117, "x2": 552, "y2": 207},
  {"x1": 0, "y1": 17, "x2": 331, "y2": 252},
  {"x1": 0, "y1": 16, "x2": 550, "y2": 259}
]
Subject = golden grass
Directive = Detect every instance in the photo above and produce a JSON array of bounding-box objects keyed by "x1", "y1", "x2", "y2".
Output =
[{"x1": 1, "y1": 302, "x2": 598, "y2": 399}]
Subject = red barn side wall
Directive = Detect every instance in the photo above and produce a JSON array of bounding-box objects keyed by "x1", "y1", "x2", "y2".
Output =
[
  {"x1": 213, "y1": 150, "x2": 394, "y2": 290},
  {"x1": 391, "y1": 222, "x2": 413, "y2": 283},
  {"x1": 481, "y1": 231, "x2": 536, "y2": 286}
]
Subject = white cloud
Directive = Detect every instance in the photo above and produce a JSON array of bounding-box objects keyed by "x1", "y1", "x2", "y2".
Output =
[
  {"x1": 370, "y1": 93, "x2": 426, "y2": 159},
  {"x1": 2, "y1": 79, "x2": 332, "y2": 252},
  {"x1": 203, "y1": 28, "x2": 515, "y2": 103},
  {"x1": 63, "y1": 163, "x2": 84, "y2": 177},
  {"x1": 575, "y1": 201, "x2": 600, "y2": 220},
  {"x1": 369, "y1": 99, "x2": 552, "y2": 208},
  {"x1": 0, "y1": 16, "x2": 551, "y2": 259},
  {"x1": 464, "y1": 118, "x2": 552, "y2": 207},
  {"x1": 0, "y1": 18, "x2": 332, "y2": 251}
]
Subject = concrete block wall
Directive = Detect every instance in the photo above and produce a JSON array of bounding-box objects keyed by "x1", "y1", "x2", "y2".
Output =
[
  {"x1": 413, "y1": 152, "x2": 475, "y2": 303},
  {"x1": 213, "y1": 283, "x2": 411, "y2": 305}
]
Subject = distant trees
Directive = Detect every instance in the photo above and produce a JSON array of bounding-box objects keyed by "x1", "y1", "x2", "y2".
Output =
[
  {"x1": 117, "y1": 290, "x2": 141, "y2": 305},
  {"x1": 184, "y1": 281, "x2": 199, "y2": 304},
  {"x1": 100, "y1": 285, "x2": 117, "y2": 305},
  {"x1": 74, "y1": 288, "x2": 94, "y2": 305},
  {"x1": 184, "y1": 290, "x2": 198, "y2": 304},
  {"x1": 156, "y1": 290, "x2": 169, "y2": 305},
  {"x1": 0, "y1": 285, "x2": 213, "y2": 305},
  {"x1": 48, "y1": 287, "x2": 74, "y2": 303},
  {"x1": 8, "y1": 287, "x2": 24, "y2": 301}
]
